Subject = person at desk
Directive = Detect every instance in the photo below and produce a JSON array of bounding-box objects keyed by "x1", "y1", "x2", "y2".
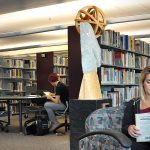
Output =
[
  {"x1": 122, "y1": 66, "x2": 150, "y2": 150},
  {"x1": 44, "y1": 73, "x2": 69, "y2": 132}
]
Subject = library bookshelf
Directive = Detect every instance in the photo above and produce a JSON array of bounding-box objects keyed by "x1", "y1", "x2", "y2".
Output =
[
  {"x1": 0, "y1": 57, "x2": 36, "y2": 114},
  {"x1": 68, "y1": 26, "x2": 150, "y2": 106}
]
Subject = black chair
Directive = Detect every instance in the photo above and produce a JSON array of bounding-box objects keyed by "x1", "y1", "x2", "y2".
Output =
[
  {"x1": 24, "y1": 99, "x2": 69, "y2": 135},
  {"x1": 53, "y1": 101, "x2": 70, "y2": 134},
  {"x1": 0, "y1": 106, "x2": 9, "y2": 132}
]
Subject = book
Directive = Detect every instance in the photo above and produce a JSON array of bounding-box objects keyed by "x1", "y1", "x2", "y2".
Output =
[
  {"x1": 43, "y1": 92, "x2": 50, "y2": 96},
  {"x1": 135, "y1": 113, "x2": 150, "y2": 142}
]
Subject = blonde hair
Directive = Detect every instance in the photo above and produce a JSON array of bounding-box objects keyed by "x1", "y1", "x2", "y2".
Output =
[{"x1": 139, "y1": 66, "x2": 150, "y2": 101}]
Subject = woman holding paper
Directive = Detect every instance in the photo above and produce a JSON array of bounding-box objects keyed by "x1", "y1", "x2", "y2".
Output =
[{"x1": 122, "y1": 66, "x2": 150, "y2": 150}]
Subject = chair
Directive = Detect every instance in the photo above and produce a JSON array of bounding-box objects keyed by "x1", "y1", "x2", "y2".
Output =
[
  {"x1": 53, "y1": 101, "x2": 69, "y2": 134},
  {"x1": 24, "y1": 100, "x2": 69, "y2": 135},
  {"x1": 24, "y1": 87, "x2": 48, "y2": 122},
  {"x1": 79, "y1": 106, "x2": 132, "y2": 150},
  {"x1": 0, "y1": 106, "x2": 9, "y2": 132}
]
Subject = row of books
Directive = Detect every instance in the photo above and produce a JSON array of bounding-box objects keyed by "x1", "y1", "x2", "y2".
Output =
[
  {"x1": 2, "y1": 82, "x2": 23, "y2": 92},
  {"x1": 2, "y1": 58, "x2": 24, "y2": 68},
  {"x1": 60, "y1": 77, "x2": 68, "y2": 85},
  {"x1": 101, "y1": 49, "x2": 150, "y2": 69},
  {"x1": 0, "y1": 103, "x2": 6, "y2": 108},
  {"x1": 100, "y1": 30, "x2": 150, "y2": 55},
  {"x1": 24, "y1": 59, "x2": 36, "y2": 69},
  {"x1": 0, "y1": 58, "x2": 36, "y2": 69},
  {"x1": 23, "y1": 71, "x2": 36, "y2": 80},
  {"x1": 0, "y1": 69, "x2": 37, "y2": 79},
  {"x1": 101, "y1": 67, "x2": 140, "y2": 84},
  {"x1": 102, "y1": 86, "x2": 139, "y2": 106},
  {"x1": 53, "y1": 66, "x2": 68, "y2": 76},
  {"x1": 135, "y1": 56, "x2": 150, "y2": 69},
  {"x1": 0, "y1": 69, "x2": 23, "y2": 78},
  {"x1": 26, "y1": 81, "x2": 37, "y2": 87},
  {"x1": 53, "y1": 55, "x2": 68, "y2": 66}
]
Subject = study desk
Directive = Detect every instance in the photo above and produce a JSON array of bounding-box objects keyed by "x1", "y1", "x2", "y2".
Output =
[{"x1": 0, "y1": 96, "x2": 46, "y2": 133}]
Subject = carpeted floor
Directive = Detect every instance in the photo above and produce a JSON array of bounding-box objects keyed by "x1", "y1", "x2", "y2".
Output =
[
  {"x1": 0, "y1": 132, "x2": 70, "y2": 150},
  {"x1": 0, "y1": 115, "x2": 70, "y2": 150}
]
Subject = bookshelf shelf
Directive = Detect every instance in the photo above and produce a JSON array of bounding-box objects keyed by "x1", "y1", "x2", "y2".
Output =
[
  {"x1": 53, "y1": 64, "x2": 68, "y2": 67},
  {"x1": 101, "y1": 64, "x2": 142, "y2": 70},
  {"x1": 100, "y1": 44, "x2": 150, "y2": 57}
]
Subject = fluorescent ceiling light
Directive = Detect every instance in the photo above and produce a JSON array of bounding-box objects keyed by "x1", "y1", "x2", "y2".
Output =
[
  {"x1": 0, "y1": 45, "x2": 68, "y2": 56},
  {"x1": 106, "y1": 20, "x2": 150, "y2": 35}
]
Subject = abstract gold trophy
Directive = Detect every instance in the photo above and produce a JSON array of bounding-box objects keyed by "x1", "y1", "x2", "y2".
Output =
[{"x1": 75, "y1": 6, "x2": 107, "y2": 100}]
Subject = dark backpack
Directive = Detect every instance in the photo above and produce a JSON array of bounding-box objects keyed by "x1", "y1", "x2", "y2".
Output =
[{"x1": 24, "y1": 116, "x2": 50, "y2": 136}]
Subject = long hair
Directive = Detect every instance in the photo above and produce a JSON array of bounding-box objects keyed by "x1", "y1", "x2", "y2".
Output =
[{"x1": 139, "y1": 66, "x2": 150, "y2": 101}]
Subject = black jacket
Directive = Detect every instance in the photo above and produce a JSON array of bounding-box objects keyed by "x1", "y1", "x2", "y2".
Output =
[
  {"x1": 122, "y1": 98, "x2": 140, "y2": 139},
  {"x1": 122, "y1": 98, "x2": 150, "y2": 149}
]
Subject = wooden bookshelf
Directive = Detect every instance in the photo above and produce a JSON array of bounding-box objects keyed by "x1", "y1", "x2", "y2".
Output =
[{"x1": 68, "y1": 26, "x2": 82, "y2": 99}]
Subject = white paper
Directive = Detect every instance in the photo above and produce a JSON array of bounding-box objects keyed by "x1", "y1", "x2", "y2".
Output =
[
  {"x1": 43, "y1": 92, "x2": 50, "y2": 96},
  {"x1": 135, "y1": 113, "x2": 150, "y2": 142},
  {"x1": 26, "y1": 95, "x2": 41, "y2": 98}
]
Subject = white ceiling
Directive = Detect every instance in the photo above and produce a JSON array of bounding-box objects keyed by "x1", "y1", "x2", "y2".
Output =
[{"x1": 0, "y1": 0, "x2": 150, "y2": 56}]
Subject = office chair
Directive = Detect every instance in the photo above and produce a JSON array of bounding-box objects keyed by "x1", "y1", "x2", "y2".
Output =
[
  {"x1": 53, "y1": 101, "x2": 69, "y2": 134},
  {"x1": 0, "y1": 106, "x2": 9, "y2": 132},
  {"x1": 79, "y1": 106, "x2": 132, "y2": 150}
]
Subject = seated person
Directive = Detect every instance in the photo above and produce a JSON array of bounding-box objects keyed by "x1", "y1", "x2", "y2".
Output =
[
  {"x1": 122, "y1": 66, "x2": 150, "y2": 150},
  {"x1": 44, "y1": 73, "x2": 69, "y2": 132}
]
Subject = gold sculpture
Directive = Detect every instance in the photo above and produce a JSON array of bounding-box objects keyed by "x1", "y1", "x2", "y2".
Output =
[{"x1": 75, "y1": 5, "x2": 107, "y2": 38}]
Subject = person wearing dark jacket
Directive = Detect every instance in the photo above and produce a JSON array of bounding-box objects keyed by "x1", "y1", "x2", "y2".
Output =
[
  {"x1": 44, "y1": 73, "x2": 69, "y2": 132},
  {"x1": 122, "y1": 66, "x2": 150, "y2": 150}
]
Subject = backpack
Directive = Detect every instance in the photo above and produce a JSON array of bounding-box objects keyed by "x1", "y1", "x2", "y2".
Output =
[{"x1": 24, "y1": 115, "x2": 50, "y2": 136}]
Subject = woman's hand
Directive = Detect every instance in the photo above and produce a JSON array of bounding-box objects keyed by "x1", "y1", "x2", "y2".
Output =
[
  {"x1": 49, "y1": 92, "x2": 55, "y2": 97},
  {"x1": 128, "y1": 125, "x2": 141, "y2": 138},
  {"x1": 46, "y1": 93, "x2": 53, "y2": 100},
  {"x1": 46, "y1": 93, "x2": 60, "y2": 103}
]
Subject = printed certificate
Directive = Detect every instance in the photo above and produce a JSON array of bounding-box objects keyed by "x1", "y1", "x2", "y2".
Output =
[{"x1": 135, "y1": 113, "x2": 150, "y2": 142}]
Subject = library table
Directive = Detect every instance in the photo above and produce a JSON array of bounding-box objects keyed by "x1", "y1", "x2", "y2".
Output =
[{"x1": 0, "y1": 96, "x2": 46, "y2": 133}]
